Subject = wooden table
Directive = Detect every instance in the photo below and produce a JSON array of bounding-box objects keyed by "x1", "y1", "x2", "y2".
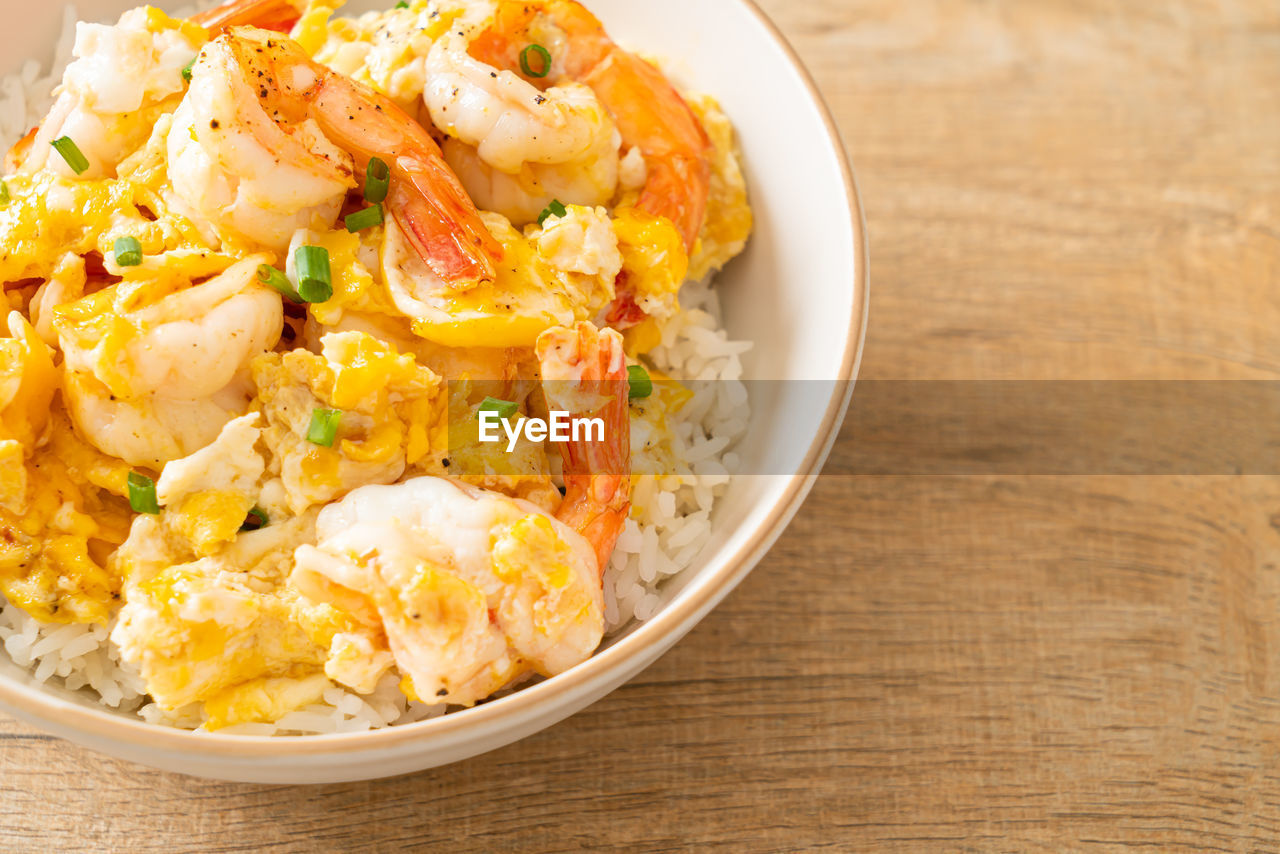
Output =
[{"x1": 4, "y1": 0, "x2": 1279, "y2": 850}]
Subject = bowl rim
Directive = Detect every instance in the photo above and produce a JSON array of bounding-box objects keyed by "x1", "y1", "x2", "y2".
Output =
[{"x1": 0, "y1": 0, "x2": 869, "y2": 759}]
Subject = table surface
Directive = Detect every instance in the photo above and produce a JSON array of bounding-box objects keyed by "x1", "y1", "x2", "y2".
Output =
[{"x1": 5, "y1": 0, "x2": 1280, "y2": 850}]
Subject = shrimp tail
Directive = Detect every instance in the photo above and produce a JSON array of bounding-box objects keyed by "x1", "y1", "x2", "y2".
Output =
[
  {"x1": 581, "y1": 53, "x2": 711, "y2": 249},
  {"x1": 546, "y1": 1, "x2": 711, "y2": 248},
  {"x1": 4, "y1": 126, "x2": 38, "y2": 175},
  {"x1": 536, "y1": 322, "x2": 631, "y2": 577},
  {"x1": 191, "y1": 0, "x2": 307, "y2": 34},
  {"x1": 309, "y1": 70, "x2": 504, "y2": 289},
  {"x1": 388, "y1": 156, "x2": 506, "y2": 288},
  {"x1": 470, "y1": 0, "x2": 710, "y2": 327},
  {"x1": 475, "y1": 0, "x2": 712, "y2": 249}
]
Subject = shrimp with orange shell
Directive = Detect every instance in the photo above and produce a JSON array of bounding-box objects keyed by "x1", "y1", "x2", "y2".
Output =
[{"x1": 171, "y1": 26, "x2": 503, "y2": 286}]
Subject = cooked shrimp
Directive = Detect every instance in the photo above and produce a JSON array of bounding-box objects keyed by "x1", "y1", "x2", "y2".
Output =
[
  {"x1": 440, "y1": 136, "x2": 618, "y2": 228},
  {"x1": 54, "y1": 255, "x2": 283, "y2": 402},
  {"x1": 468, "y1": 0, "x2": 712, "y2": 249},
  {"x1": 536, "y1": 320, "x2": 631, "y2": 573},
  {"x1": 0, "y1": 0, "x2": 755, "y2": 724},
  {"x1": 62, "y1": 370, "x2": 257, "y2": 470},
  {"x1": 426, "y1": 33, "x2": 615, "y2": 174},
  {"x1": 167, "y1": 34, "x2": 356, "y2": 252},
  {"x1": 9, "y1": 0, "x2": 301, "y2": 179},
  {"x1": 170, "y1": 28, "x2": 502, "y2": 287},
  {"x1": 53, "y1": 255, "x2": 281, "y2": 468},
  {"x1": 423, "y1": 31, "x2": 620, "y2": 224},
  {"x1": 190, "y1": 0, "x2": 305, "y2": 34},
  {"x1": 291, "y1": 476, "x2": 605, "y2": 706},
  {"x1": 14, "y1": 8, "x2": 205, "y2": 179}
]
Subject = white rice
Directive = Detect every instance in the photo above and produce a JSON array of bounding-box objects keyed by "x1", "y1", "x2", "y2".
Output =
[{"x1": 0, "y1": 8, "x2": 751, "y2": 735}]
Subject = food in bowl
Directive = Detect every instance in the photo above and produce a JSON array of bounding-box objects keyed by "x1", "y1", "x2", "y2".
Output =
[{"x1": 0, "y1": 0, "x2": 752, "y2": 734}]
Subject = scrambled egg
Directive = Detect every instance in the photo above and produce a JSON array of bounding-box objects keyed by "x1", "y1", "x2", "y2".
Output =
[
  {"x1": 628, "y1": 368, "x2": 695, "y2": 476},
  {"x1": 110, "y1": 442, "x2": 370, "y2": 727},
  {"x1": 612, "y1": 207, "x2": 689, "y2": 352},
  {"x1": 114, "y1": 558, "x2": 326, "y2": 713},
  {"x1": 305, "y1": 0, "x2": 456, "y2": 107},
  {"x1": 155, "y1": 414, "x2": 264, "y2": 557},
  {"x1": 252, "y1": 331, "x2": 449, "y2": 514},
  {"x1": 0, "y1": 315, "x2": 131, "y2": 624},
  {"x1": 0, "y1": 171, "x2": 165, "y2": 285},
  {"x1": 0, "y1": 417, "x2": 132, "y2": 625},
  {"x1": 291, "y1": 225, "x2": 399, "y2": 327},
  {"x1": 0, "y1": 114, "x2": 219, "y2": 289},
  {"x1": 687, "y1": 96, "x2": 754, "y2": 282}
]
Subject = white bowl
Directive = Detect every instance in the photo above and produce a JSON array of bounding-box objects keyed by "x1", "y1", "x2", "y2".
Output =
[{"x1": 0, "y1": 0, "x2": 867, "y2": 782}]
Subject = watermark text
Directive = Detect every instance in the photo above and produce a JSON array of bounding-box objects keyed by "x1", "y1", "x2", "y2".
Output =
[{"x1": 478, "y1": 410, "x2": 605, "y2": 452}]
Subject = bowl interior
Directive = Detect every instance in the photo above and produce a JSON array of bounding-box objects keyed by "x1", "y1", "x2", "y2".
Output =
[{"x1": 0, "y1": 0, "x2": 863, "y2": 747}]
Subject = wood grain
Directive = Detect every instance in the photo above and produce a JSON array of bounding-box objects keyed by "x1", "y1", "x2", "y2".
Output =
[{"x1": 5, "y1": 0, "x2": 1280, "y2": 850}]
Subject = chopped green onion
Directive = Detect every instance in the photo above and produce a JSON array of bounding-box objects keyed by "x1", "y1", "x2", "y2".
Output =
[
  {"x1": 478, "y1": 397, "x2": 519, "y2": 419},
  {"x1": 294, "y1": 245, "x2": 333, "y2": 303},
  {"x1": 537, "y1": 199, "x2": 567, "y2": 227},
  {"x1": 307, "y1": 408, "x2": 342, "y2": 447},
  {"x1": 113, "y1": 236, "x2": 143, "y2": 267},
  {"x1": 395, "y1": 0, "x2": 409, "y2": 8},
  {"x1": 240, "y1": 507, "x2": 268, "y2": 532},
  {"x1": 0, "y1": 180, "x2": 9, "y2": 207},
  {"x1": 627, "y1": 364, "x2": 653, "y2": 400},
  {"x1": 364, "y1": 157, "x2": 390, "y2": 204},
  {"x1": 520, "y1": 43, "x2": 552, "y2": 78},
  {"x1": 344, "y1": 203, "x2": 384, "y2": 233},
  {"x1": 182, "y1": 55, "x2": 196, "y2": 83},
  {"x1": 127, "y1": 472, "x2": 160, "y2": 515},
  {"x1": 256, "y1": 263, "x2": 301, "y2": 301},
  {"x1": 51, "y1": 136, "x2": 89, "y2": 175}
]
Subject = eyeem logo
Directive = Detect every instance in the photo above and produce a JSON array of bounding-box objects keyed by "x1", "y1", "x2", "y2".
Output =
[{"x1": 478, "y1": 410, "x2": 605, "y2": 452}]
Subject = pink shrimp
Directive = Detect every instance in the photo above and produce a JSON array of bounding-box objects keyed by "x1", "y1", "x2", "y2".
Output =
[
  {"x1": 469, "y1": 0, "x2": 712, "y2": 252},
  {"x1": 186, "y1": 29, "x2": 503, "y2": 287},
  {"x1": 536, "y1": 321, "x2": 632, "y2": 575},
  {"x1": 4, "y1": 0, "x2": 304, "y2": 175},
  {"x1": 190, "y1": 0, "x2": 304, "y2": 34}
]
